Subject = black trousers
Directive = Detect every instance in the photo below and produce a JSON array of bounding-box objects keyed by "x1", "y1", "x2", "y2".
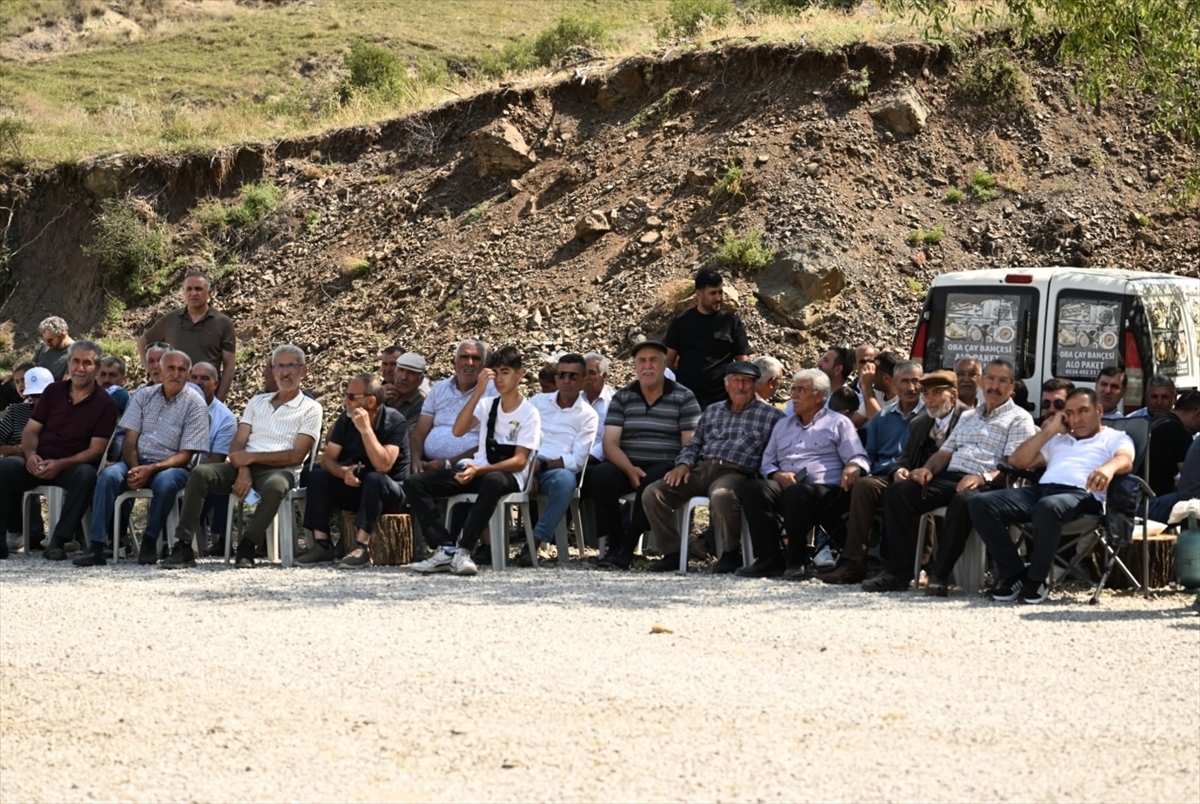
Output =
[
  {"x1": 404, "y1": 468, "x2": 518, "y2": 551},
  {"x1": 580, "y1": 459, "x2": 674, "y2": 554},
  {"x1": 0, "y1": 456, "x2": 97, "y2": 545},
  {"x1": 739, "y1": 479, "x2": 847, "y2": 566},
  {"x1": 882, "y1": 471, "x2": 973, "y2": 579},
  {"x1": 303, "y1": 467, "x2": 407, "y2": 539}
]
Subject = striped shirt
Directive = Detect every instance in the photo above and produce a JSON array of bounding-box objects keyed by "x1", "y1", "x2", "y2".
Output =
[
  {"x1": 120, "y1": 384, "x2": 212, "y2": 465},
  {"x1": 419, "y1": 376, "x2": 496, "y2": 461},
  {"x1": 0, "y1": 399, "x2": 34, "y2": 446},
  {"x1": 240, "y1": 391, "x2": 324, "y2": 470},
  {"x1": 942, "y1": 397, "x2": 1037, "y2": 476},
  {"x1": 760, "y1": 407, "x2": 870, "y2": 485},
  {"x1": 605, "y1": 379, "x2": 702, "y2": 464},
  {"x1": 676, "y1": 397, "x2": 783, "y2": 473}
]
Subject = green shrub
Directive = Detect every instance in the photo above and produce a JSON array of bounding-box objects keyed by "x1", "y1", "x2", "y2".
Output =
[
  {"x1": 710, "y1": 162, "x2": 746, "y2": 200},
  {"x1": 344, "y1": 39, "x2": 405, "y2": 96},
  {"x1": 343, "y1": 257, "x2": 371, "y2": 279},
  {"x1": 944, "y1": 188, "x2": 965, "y2": 203},
  {"x1": 460, "y1": 202, "x2": 489, "y2": 226},
  {"x1": 968, "y1": 170, "x2": 1000, "y2": 202},
  {"x1": 958, "y1": 49, "x2": 1034, "y2": 114},
  {"x1": 532, "y1": 15, "x2": 611, "y2": 65},
  {"x1": 714, "y1": 229, "x2": 771, "y2": 271},
  {"x1": 477, "y1": 40, "x2": 538, "y2": 79},
  {"x1": 907, "y1": 227, "x2": 945, "y2": 246},
  {"x1": 83, "y1": 198, "x2": 173, "y2": 301},
  {"x1": 195, "y1": 180, "x2": 282, "y2": 230},
  {"x1": 662, "y1": 0, "x2": 736, "y2": 37},
  {"x1": 96, "y1": 338, "x2": 137, "y2": 359}
]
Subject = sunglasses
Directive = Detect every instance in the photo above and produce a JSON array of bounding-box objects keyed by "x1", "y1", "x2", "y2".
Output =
[
  {"x1": 1041, "y1": 398, "x2": 1066, "y2": 411},
  {"x1": 557, "y1": 371, "x2": 581, "y2": 380}
]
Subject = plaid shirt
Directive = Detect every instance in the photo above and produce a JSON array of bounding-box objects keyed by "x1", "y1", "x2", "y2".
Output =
[
  {"x1": 942, "y1": 397, "x2": 1037, "y2": 476},
  {"x1": 676, "y1": 398, "x2": 784, "y2": 473},
  {"x1": 120, "y1": 385, "x2": 211, "y2": 465}
]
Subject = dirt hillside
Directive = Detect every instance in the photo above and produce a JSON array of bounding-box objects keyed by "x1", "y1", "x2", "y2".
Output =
[{"x1": 2, "y1": 38, "x2": 1198, "y2": 409}]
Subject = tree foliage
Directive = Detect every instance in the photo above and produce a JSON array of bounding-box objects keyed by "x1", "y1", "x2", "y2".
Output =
[{"x1": 887, "y1": 0, "x2": 1200, "y2": 144}]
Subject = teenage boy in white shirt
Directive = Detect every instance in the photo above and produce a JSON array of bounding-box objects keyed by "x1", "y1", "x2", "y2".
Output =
[{"x1": 406, "y1": 345, "x2": 541, "y2": 576}]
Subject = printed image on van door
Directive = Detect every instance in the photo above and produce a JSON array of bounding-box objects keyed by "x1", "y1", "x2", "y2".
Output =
[
  {"x1": 942, "y1": 293, "x2": 1023, "y2": 366},
  {"x1": 1146, "y1": 295, "x2": 1189, "y2": 376},
  {"x1": 1054, "y1": 297, "x2": 1121, "y2": 379}
]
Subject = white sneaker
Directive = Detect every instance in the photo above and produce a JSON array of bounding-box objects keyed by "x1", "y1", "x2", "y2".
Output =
[
  {"x1": 813, "y1": 545, "x2": 836, "y2": 570},
  {"x1": 411, "y1": 546, "x2": 454, "y2": 574},
  {"x1": 450, "y1": 549, "x2": 478, "y2": 576}
]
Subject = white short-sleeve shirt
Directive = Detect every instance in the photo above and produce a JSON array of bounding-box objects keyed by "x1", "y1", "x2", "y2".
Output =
[
  {"x1": 1039, "y1": 427, "x2": 1135, "y2": 489},
  {"x1": 240, "y1": 391, "x2": 324, "y2": 474},
  {"x1": 469, "y1": 395, "x2": 541, "y2": 490}
]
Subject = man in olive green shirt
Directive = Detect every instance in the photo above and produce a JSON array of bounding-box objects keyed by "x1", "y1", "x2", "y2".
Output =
[{"x1": 137, "y1": 271, "x2": 236, "y2": 401}]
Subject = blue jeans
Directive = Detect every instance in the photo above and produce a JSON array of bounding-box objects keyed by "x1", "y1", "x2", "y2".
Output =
[
  {"x1": 1149, "y1": 492, "x2": 1177, "y2": 524},
  {"x1": 969, "y1": 483, "x2": 1101, "y2": 584},
  {"x1": 532, "y1": 468, "x2": 578, "y2": 543},
  {"x1": 88, "y1": 461, "x2": 190, "y2": 545}
]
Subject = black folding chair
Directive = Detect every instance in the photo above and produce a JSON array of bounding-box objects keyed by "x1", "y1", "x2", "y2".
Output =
[{"x1": 1001, "y1": 417, "x2": 1155, "y2": 604}]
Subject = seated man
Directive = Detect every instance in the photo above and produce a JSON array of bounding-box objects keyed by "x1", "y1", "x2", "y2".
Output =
[
  {"x1": 736, "y1": 369, "x2": 869, "y2": 580},
  {"x1": 406, "y1": 346, "x2": 541, "y2": 576},
  {"x1": 34, "y1": 316, "x2": 74, "y2": 380},
  {"x1": 1037, "y1": 378, "x2": 1074, "y2": 424},
  {"x1": 643, "y1": 361, "x2": 783, "y2": 573},
  {"x1": 971, "y1": 388, "x2": 1134, "y2": 604},
  {"x1": 142, "y1": 342, "x2": 171, "y2": 387},
  {"x1": 189, "y1": 361, "x2": 238, "y2": 556},
  {"x1": 73, "y1": 351, "x2": 210, "y2": 567},
  {"x1": 1128, "y1": 375, "x2": 1176, "y2": 419},
  {"x1": 817, "y1": 361, "x2": 927, "y2": 585},
  {"x1": 1147, "y1": 390, "x2": 1200, "y2": 521},
  {"x1": 582, "y1": 351, "x2": 616, "y2": 463},
  {"x1": 753, "y1": 356, "x2": 785, "y2": 403},
  {"x1": 163, "y1": 345, "x2": 323, "y2": 569},
  {"x1": 298, "y1": 373, "x2": 409, "y2": 568},
  {"x1": 827, "y1": 386, "x2": 860, "y2": 417},
  {"x1": 524, "y1": 354, "x2": 598, "y2": 565},
  {"x1": 1095, "y1": 366, "x2": 1127, "y2": 420},
  {"x1": 379, "y1": 345, "x2": 404, "y2": 406},
  {"x1": 389, "y1": 352, "x2": 428, "y2": 444},
  {"x1": 98, "y1": 357, "x2": 131, "y2": 414},
  {"x1": 0, "y1": 366, "x2": 49, "y2": 457},
  {"x1": 585, "y1": 340, "x2": 701, "y2": 570},
  {"x1": 409, "y1": 340, "x2": 494, "y2": 472},
  {"x1": 0, "y1": 341, "x2": 119, "y2": 561},
  {"x1": 864, "y1": 358, "x2": 1037, "y2": 592}
]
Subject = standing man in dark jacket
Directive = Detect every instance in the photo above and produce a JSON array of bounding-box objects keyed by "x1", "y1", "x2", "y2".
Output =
[{"x1": 663, "y1": 268, "x2": 750, "y2": 409}]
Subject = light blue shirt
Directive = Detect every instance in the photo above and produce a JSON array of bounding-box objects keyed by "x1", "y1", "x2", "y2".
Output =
[{"x1": 207, "y1": 397, "x2": 238, "y2": 457}]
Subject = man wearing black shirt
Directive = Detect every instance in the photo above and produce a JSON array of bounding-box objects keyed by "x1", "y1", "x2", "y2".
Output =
[
  {"x1": 1147, "y1": 390, "x2": 1200, "y2": 522},
  {"x1": 297, "y1": 373, "x2": 409, "y2": 568},
  {"x1": 663, "y1": 269, "x2": 751, "y2": 409}
]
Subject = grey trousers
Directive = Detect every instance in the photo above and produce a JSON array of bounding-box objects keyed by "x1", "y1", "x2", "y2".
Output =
[{"x1": 643, "y1": 460, "x2": 750, "y2": 556}]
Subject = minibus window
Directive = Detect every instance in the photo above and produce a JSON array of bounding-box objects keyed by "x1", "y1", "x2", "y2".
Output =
[
  {"x1": 1052, "y1": 295, "x2": 1124, "y2": 380},
  {"x1": 1144, "y1": 294, "x2": 1189, "y2": 377},
  {"x1": 924, "y1": 290, "x2": 1038, "y2": 378}
]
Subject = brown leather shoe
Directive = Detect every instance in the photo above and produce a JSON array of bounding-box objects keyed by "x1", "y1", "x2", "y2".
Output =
[
  {"x1": 861, "y1": 571, "x2": 911, "y2": 592},
  {"x1": 816, "y1": 561, "x2": 867, "y2": 585}
]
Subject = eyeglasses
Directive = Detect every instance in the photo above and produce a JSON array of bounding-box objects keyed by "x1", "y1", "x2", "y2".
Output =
[
  {"x1": 557, "y1": 371, "x2": 581, "y2": 380},
  {"x1": 273, "y1": 362, "x2": 301, "y2": 371},
  {"x1": 345, "y1": 392, "x2": 369, "y2": 400},
  {"x1": 1041, "y1": 398, "x2": 1066, "y2": 411},
  {"x1": 791, "y1": 386, "x2": 815, "y2": 395}
]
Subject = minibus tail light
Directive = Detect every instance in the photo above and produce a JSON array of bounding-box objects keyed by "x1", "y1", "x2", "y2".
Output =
[{"x1": 1004, "y1": 274, "x2": 1034, "y2": 284}]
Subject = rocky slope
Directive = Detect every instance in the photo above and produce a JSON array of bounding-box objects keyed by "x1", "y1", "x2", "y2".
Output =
[{"x1": 2, "y1": 38, "x2": 1198, "y2": 410}]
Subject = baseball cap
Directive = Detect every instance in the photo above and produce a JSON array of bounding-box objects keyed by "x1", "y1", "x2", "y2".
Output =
[{"x1": 23, "y1": 367, "x2": 54, "y2": 396}]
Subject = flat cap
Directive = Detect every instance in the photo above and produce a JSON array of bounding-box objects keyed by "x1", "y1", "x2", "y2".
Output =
[
  {"x1": 630, "y1": 339, "x2": 668, "y2": 357},
  {"x1": 395, "y1": 352, "x2": 427, "y2": 373},
  {"x1": 919, "y1": 369, "x2": 956, "y2": 390},
  {"x1": 725, "y1": 361, "x2": 761, "y2": 380}
]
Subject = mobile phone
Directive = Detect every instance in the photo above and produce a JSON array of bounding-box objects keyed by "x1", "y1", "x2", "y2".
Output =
[{"x1": 245, "y1": 488, "x2": 261, "y2": 505}]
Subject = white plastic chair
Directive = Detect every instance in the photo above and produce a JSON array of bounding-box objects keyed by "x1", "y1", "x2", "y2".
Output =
[
  {"x1": 518, "y1": 460, "x2": 588, "y2": 566},
  {"x1": 913, "y1": 506, "x2": 986, "y2": 594},
  {"x1": 110, "y1": 488, "x2": 186, "y2": 564},
  {"x1": 21, "y1": 433, "x2": 116, "y2": 553},
  {"x1": 675, "y1": 496, "x2": 755, "y2": 574},
  {"x1": 442, "y1": 451, "x2": 538, "y2": 571},
  {"x1": 223, "y1": 441, "x2": 318, "y2": 568}
]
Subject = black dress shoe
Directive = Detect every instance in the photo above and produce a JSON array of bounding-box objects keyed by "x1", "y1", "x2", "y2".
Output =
[
  {"x1": 712, "y1": 551, "x2": 743, "y2": 574},
  {"x1": 72, "y1": 544, "x2": 107, "y2": 567},
  {"x1": 138, "y1": 537, "x2": 159, "y2": 565},
  {"x1": 861, "y1": 571, "x2": 911, "y2": 592},
  {"x1": 234, "y1": 538, "x2": 256, "y2": 569},
  {"x1": 648, "y1": 552, "x2": 681, "y2": 572},
  {"x1": 596, "y1": 549, "x2": 632, "y2": 570},
  {"x1": 734, "y1": 556, "x2": 785, "y2": 578},
  {"x1": 44, "y1": 541, "x2": 68, "y2": 561},
  {"x1": 206, "y1": 536, "x2": 226, "y2": 558}
]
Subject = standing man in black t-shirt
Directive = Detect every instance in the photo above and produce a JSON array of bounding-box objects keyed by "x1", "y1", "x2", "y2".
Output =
[
  {"x1": 297, "y1": 373, "x2": 409, "y2": 568},
  {"x1": 663, "y1": 268, "x2": 751, "y2": 409}
]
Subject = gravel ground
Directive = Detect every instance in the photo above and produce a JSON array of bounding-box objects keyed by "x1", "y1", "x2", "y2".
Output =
[{"x1": 1, "y1": 553, "x2": 1197, "y2": 804}]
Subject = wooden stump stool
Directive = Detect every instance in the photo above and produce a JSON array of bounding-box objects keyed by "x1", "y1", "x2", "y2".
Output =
[{"x1": 339, "y1": 512, "x2": 414, "y2": 566}]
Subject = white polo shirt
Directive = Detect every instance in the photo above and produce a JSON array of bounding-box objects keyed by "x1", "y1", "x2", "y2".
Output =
[
  {"x1": 531, "y1": 391, "x2": 599, "y2": 474},
  {"x1": 240, "y1": 391, "x2": 324, "y2": 474},
  {"x1": 1039, "y1": 427, "x2": 1135, "y2": 489}
]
